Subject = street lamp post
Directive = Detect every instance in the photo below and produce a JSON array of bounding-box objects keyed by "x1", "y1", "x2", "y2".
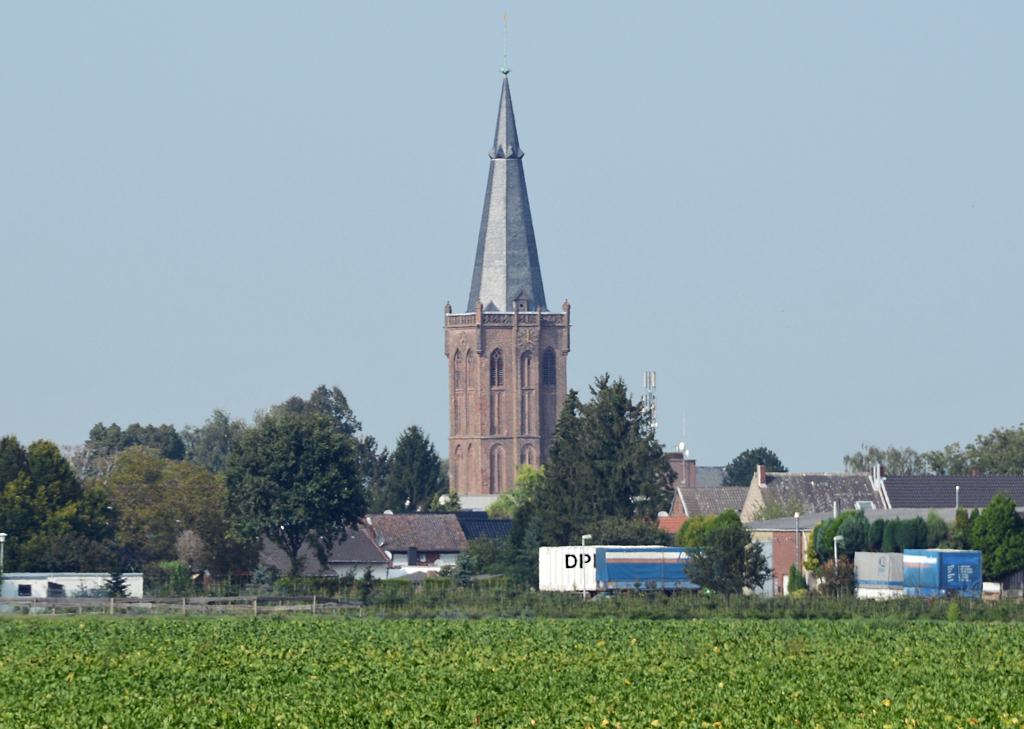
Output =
[
  {"x1": 0, "y1": 533, "x2": 6, "y2": 579},
  {"x1": 581, "y1": 534, "x2": 593, "y2": 601},
  {"x1": 833, "y1": 535, "x2": 845, "y2": 598}
]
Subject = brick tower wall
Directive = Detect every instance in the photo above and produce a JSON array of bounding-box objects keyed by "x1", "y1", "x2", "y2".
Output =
[{"x1": 445, "y1": 302, "x2": 570, "y2": 495}]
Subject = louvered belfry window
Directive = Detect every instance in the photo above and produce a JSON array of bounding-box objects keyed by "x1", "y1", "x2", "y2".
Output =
[
  {"x1": 490, "y1": 349, "x2": 504, "y2": 387},
  {"x1": 542, "y1": 348, "x2": 556, "y2": 386}
]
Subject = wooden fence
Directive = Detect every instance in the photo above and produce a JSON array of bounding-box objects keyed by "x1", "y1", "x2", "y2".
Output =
[{"x1": 0, "y1": 595, "x2": 364, "y2": 617}]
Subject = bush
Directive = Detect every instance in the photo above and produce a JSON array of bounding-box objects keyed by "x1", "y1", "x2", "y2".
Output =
[{"x1": 788, "y1": 563, "x2": 807, "y2": 592}]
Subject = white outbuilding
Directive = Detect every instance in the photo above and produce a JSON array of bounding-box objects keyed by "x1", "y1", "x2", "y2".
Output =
[{"x1": 0, "y1": 573, "x2": 144, "y2": 598}]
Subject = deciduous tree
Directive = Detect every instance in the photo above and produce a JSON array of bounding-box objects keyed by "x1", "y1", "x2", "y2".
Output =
[
  {"x1": 181, "y1": 410, "x2": 249, "y2": 474},
  {"x1": 843, "y1": 444, "x2": 926, "y2": 475},
  {"x1": 105, "y1": 447, "x2": 257, "y2": 575},
  {"x1": 685, "y1": 510, "x2": 769, "y2": 605},
  {"x1": 923, "y1": 424, "x2": 1024, "y2": 476},
  {"x1": 225, "y1": 412, "x2": 363, "y2": 576},
  {"x1": 967, "y1": 493, "x2": 1024, "y2": 581},
  {"x1": 0, "y1": 437, "x2": 112, "y2": 572}
]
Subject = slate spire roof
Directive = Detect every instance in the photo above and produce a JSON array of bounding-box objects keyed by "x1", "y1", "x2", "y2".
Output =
[{"x1": 466, "y1": 76, "x2": 547, "y2": 313}]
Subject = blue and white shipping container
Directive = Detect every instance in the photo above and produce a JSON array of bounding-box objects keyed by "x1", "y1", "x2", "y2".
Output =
[
  {"x1": 595, "y1": 547, "x2": 697, "y2": 591},
  {"x1": 538, "y1": 546, "x2": 696, "y2": 592},
  {"x1": 903, "y1": 549, "x2": 983, "y2": 599}
]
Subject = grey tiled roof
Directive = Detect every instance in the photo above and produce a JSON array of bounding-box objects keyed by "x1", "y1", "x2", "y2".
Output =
[
  {"x1": 365, "y1": 513, "x2": 468, "y2": 553},
  {"x1": 676, "y1": 487, "x2": 747, "y2": 517},
  {"x1": 757, "y1": 473, "x2": 881, "y2": 515},
  {"x1": 466, "y1": 76, "x2": 546, "y2": 313},
  {"x1": 883, "y1": 475, "x2": 1024, "y2": 509},
  {"x1": 696, "y1": 467, "x2": 726, "y2": 489},
  {"x1": 259, "y1": 526, "x2": 388, "y2": 576}
]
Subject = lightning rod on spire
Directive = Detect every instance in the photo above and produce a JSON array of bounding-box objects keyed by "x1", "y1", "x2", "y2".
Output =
[{"x1": 501, "y1": 13, "x2": 510, "y2": 75}]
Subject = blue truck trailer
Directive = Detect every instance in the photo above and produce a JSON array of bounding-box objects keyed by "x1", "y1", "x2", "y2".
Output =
[
  {"x1": 595, "y1": 547, "x2": 697, "y2": 591},
  {"x1": 903, "y1": 549, "x2": 983, "y2": 598}
]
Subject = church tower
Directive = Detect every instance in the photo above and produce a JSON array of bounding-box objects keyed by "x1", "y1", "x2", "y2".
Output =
[{"x1": 444, "y1": 74, "x2": 570, "y2": 496}]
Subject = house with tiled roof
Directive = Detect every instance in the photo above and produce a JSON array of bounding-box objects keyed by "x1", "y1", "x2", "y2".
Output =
[
  {"x1": 669, "y1": 486, "x2": 748, "y2": 520},
  {"x1": 740, "y1": 465, "x2": 883, "y2": 522},
  {"x1": 259, "y1": 525, "x2": 390, "y2": 578},
  {"x1": 869, "y1": 465, "x2": 1024, "y2": 510},
  {"x1": 363, "y1": 513, "x2": 468, "y2": 577}
]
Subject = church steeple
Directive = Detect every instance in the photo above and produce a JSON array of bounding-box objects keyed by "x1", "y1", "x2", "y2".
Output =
[{"x1": 466, "y1": 76, "x2": 547, "y2": 313}]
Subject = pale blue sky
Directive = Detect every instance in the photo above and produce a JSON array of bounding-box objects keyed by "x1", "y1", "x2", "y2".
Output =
[{"x1": 2, "y1": 3, "x2": 1022, "y2": 471}]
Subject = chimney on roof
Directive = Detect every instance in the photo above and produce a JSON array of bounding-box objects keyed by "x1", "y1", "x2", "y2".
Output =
[
  {"x1": 972, "y1": 469, "x2": 980, "y2": 476},
  {"x1": 757, "y1": 464, "x2": 767, "y2": 486}
]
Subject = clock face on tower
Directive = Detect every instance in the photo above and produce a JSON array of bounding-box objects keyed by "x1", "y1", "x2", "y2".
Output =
[{"x1": 517, "y1": 329, "x2": 536, "y2": 349}]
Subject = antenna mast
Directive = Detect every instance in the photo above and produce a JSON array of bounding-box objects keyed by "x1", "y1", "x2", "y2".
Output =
[{"x1": 642, "y1": 371, "x2": 658, "y2": 431}]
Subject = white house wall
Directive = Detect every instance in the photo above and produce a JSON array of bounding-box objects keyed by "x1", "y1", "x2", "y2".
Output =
[{"x1": 0, "y1": 573, "x2": 144, "y2": 598}]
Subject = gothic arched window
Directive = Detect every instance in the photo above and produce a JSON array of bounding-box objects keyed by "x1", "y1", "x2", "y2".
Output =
[
  {"x1": 490, "y1": 444, "x2": 505, "y2": 494},
  {"x1": 521, "y1": 352, "x2": 532, "y2": 388},
  {"x1": 542, "y1": 348, "x2": 557, "y2": 387},
  {"x1": 452, "y1": 445, "x2": 462, "y2": 492},
  {"x1": 490, "y1": 349, "x2": 504, "y2": 388},
  {"x1": 453, "y1": 350, "x2": 463, "y2": 389}
]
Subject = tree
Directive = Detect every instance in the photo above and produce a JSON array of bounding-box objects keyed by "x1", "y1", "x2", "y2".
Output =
[
  {"x1": 835, "y1": 510, "x2": 870, "y2": 557},
  {"x1": 584, "y1": 516, "x2": 673, "y2": 546},
  {"x1": 175, "y1": 530, "x2": 204, "y2": 569},
  {"x1": 0, "y1": 437, "x2": 113, "y2": 572},
  {"x1": 676, "y1": 514, "x2": 710, "y2": 548},
  {"x1": 967, "y1": 493, "x2": 1024, "y2": 581},
  {"x1": 812, "y1": 512, "x2": 860, "y2": 561},
  {"x1": 357, "y1": 436, "x2": 390, "y2": 513},
  {"x1": 843, "y1": 444, "x2": 926, "y2": 475},
  {"x1": 723, "y1": 447, "x2": 787, "y2": 487},
  {"x1": 103, "y1": 448, "x2": 257, "y2": 575},
  {"x1": 104, "y1": 567, "x2": 128, "y2": 598},
  {"x1": 181, "y1": 410, "x2": 249, "y2": 474},
  {"x1": 521, "y1": 376, "x2": 673, "y2": 547},
  {"x1": 817, "y1": 558, "x2": 855, "y2": 597},
  {"x1": 895, "y1": 517, "x2": 927, "y2": 551},
  {"x1": 381, "y1": 426, "x2": 444, "y2": 513},
  {"x1": 358, "y1": 566, "x2": 376, "y2": 604},
  {"x1": 487, "y1": 465, "x2": 544, "y2": 520},
  {"x1": 925, "y1": 510, "x2": 948, "y2": 548},
  {"x1": 685, "y1": 510, "x2": 769, "y2": 604},
  {"x1": 428, "y1": 491, "x2": 462, "y2": 513},
  {"x1": 943, "y1": 508, "x2": 974, "y2": 549},
  {"x1": 881, "y1": 520, "x2": 899, "y2": 553},
  {"x1": 868, "y1": 519, "x2": 886, "y2": 551},
  {"x1": 225, "y1": 412, "x2": 364, "y2": 576},
  {"x1": 924, "y1": 424, "x2": 1024, "y2": 475},
  {"x1": 265, "y1": 385, "x2": 361, "y2": 437},
  {"x1": 87, "y1": 422, "x2": 185, "y2": 460}
]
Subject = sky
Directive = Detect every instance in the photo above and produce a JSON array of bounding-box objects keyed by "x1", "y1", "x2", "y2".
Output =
[{"x1": 2, "y1": 3, "x2": 1023, "y2": 471}]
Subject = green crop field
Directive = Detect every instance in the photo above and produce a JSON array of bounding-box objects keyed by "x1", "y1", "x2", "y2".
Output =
[{"x1": 0, "y1": 617, "x2": 1022, "y2": 728}]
